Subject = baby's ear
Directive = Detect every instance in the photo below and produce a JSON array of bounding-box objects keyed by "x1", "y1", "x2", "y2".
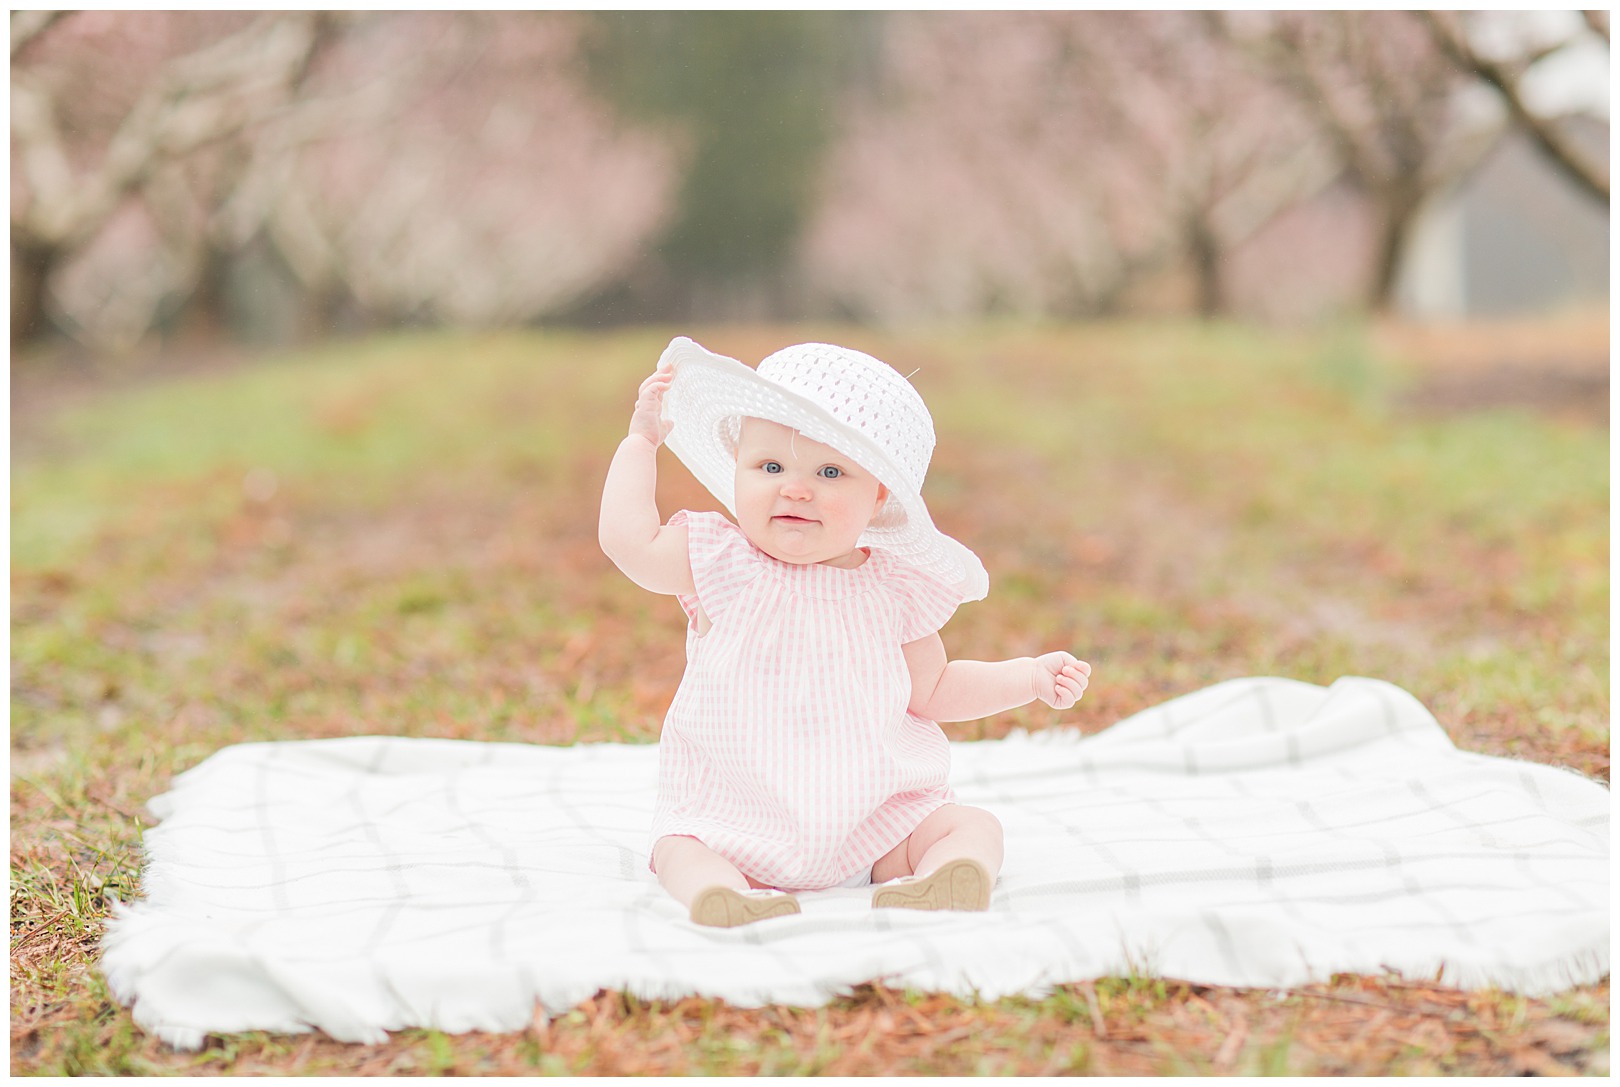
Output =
[{"x1": 873, "y1": 484, "x2": 890, "y2": 516}]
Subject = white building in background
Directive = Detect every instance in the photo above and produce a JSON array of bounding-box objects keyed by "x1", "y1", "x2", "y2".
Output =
[
  {"x1": 1398, "y1": 117, "x2": 1609, "y2": 319},
  {"x1": 1225, "y1": 11, "x2": 1609, "y2": 325},
  {"x1": 1400, "y1": 196, "x2": 1468, "y2": 318},
  {"x1": 1400, "y1": 10, "x2": 1608, "y2": 319}
]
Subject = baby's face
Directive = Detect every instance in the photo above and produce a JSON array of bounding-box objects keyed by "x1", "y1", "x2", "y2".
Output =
[{"x1": 733, "y1": 418, "x2": 888, "y2": 568}]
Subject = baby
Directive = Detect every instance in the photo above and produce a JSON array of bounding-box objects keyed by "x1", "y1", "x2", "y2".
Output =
[{"x1": 598, "y1": 337, "x2": 1090, "y2": 927}]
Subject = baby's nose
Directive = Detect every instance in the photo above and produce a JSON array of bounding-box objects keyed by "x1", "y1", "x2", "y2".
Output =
[{"x1": 779, "y1": 476, "x2": 813, "y2": 499}]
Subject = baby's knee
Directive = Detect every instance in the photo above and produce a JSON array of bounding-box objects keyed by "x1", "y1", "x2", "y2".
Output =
[
  {"x1": 941, "y1": 803, "x2": 1002, "y2": 842},
  {"x1": 651, "y1": 833, "x2": 701, "y2": 871},
  {"x1": 963, "y1": 805, "x2": 1003, "y2": 838}
]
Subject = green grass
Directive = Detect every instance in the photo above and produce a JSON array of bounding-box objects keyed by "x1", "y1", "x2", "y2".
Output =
[{"x1": 10, "y1": 319, "x2": 1609, "y2": 1074}]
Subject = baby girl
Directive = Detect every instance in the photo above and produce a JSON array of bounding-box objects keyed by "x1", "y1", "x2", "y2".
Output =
[{"x1": 598, "y1": 337, "x2": 1091, "y2": 927}]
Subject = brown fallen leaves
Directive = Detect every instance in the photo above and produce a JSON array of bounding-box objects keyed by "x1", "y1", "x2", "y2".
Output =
[
  {"x1": 14, "y1": 975, "x2": 1603, "y2": 1076},
  {"x1": 11, "y1": 319, "x2": 1609, "y2": 1074}
]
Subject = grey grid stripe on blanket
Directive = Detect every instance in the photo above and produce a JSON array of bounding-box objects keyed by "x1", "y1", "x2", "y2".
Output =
[{"x1": 100, "y1": 676, "x2": 1610, "y2": 1049}]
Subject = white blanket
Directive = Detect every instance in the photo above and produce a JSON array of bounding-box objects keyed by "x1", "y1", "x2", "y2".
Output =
[{"x1": 101, "y1": 676, "x2": 1609, "y2": 1049}]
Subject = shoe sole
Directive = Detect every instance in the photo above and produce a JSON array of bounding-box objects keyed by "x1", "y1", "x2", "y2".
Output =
[
  {"x1": 871, "y1": 857, "x2": 993, "y2": 912},
  {"x1": 689, "y1": 886, "x2": 801, "y2": 928}
]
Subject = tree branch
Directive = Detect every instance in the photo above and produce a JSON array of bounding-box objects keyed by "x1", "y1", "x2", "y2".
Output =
[
  {"x1": 1421, "y1": 10, "x2": 1608, "y2": 202},
  {"x1": 11, "y1": 12, "x2": 327, "y2": 251},
  {"x1": 1209, "y1": 13, "x2": 1396, "y2": 191},
  {"x1": 1582, "y1": 10, "x2": 1609, "y2": 45},
  {"x1": 10, "y1": 10, "x2": 66, "y2": 59}
]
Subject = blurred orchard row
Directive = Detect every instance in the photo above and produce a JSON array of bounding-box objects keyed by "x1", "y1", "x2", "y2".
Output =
[{"x1": 10, "y1": 10, "x2": 1610, "y2": 351}]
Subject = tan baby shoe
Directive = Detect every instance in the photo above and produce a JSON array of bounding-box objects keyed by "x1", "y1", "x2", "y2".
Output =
[
  {"x1": 871, "y1": 858, "x2": 993, "y2": 912},
  {"x1": 689, "y1": 886, "x2": 801, "y2": 928}
]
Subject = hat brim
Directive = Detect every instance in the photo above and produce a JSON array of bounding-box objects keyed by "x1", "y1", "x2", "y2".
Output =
[{"x1": 658, "y1": 337, "x2": 988, "y2": 603}]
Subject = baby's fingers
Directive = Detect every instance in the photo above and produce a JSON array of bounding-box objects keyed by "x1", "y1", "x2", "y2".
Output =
[
  {"x1": 1053, "y1": 676, "x2": 1084, "y2": 701},
  {"x1": 630, "y1": 369, "x2": 677, "y2": 444},
  {"x1": 1050, "y1": 673, "x2": 1087, "y2": 709}
]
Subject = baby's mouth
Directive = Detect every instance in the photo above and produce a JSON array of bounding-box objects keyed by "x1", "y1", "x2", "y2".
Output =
[{"x1": 772, "y1": 514, "x2": 817, "y2": 525}]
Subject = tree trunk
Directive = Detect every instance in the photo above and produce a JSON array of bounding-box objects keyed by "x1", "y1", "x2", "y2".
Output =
[
  {"x1": 1188, "y1": 217, "x2": 1225, "y2": 319},
  {"x1": 172, "y1": 244, "x2": 235, "y2": 340},
  {"x1": 1367, "y1": 184, "x2": 1422, "y2": 314},
  {"x1": 10, "y1": 238, "x2": 58, "y2": 346}
]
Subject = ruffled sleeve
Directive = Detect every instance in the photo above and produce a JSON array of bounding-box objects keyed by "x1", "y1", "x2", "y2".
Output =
[
  {"x1": 669, "y1": 509, "x2": 762, "y2": 630},
  {"x1": 887, "y1": 558, "x2": 961, "y2": 643}
]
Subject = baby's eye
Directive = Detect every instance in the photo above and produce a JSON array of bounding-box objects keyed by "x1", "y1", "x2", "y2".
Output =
[
  {"x1": 762, "y1": 461, "x2": 783, "y2": 474},
  {"x1": 818, "y1": 466, "x2": 843, "y2": 480}
]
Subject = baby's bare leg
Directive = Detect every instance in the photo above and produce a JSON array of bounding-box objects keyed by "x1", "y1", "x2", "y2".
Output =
[
  {"x1": 652, "y1": 834, "x2": 799, "y2": 927},
  {"x1": 871, "y1": 804, "x2": 1004, "y2": 884},
  {"x1": 870, "y1": 805, "x2": 1003, "y2": 911},
  {"x1": 652, "y1": 834, "x2": 751, "y2": 909}
]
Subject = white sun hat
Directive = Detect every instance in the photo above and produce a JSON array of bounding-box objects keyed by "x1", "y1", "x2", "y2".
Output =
[{"x1": 657, "y1": 336, "x2": 989, "y2": 602}]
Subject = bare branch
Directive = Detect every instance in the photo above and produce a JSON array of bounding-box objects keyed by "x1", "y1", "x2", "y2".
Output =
[
  {"x1": 11, "y1": 12, "x2": 326, "y2": 251},
  {"x1": 1420, "y1": 10, "x2": 1609, "y2": 202},
  {"x1": 10, "y1": 10, "x2": 66, "y2": 59},
  {"x1": 1262, "y1": 18, "x2": 1385, "y2": 189}
]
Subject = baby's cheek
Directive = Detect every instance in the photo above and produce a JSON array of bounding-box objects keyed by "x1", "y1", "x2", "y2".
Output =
[{"x1": 835, "y1": 493, "x2": 873, "y2": 522}]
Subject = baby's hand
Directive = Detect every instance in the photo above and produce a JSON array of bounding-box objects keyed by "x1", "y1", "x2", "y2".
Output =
[
  {"x1": 1032, "y1": 652, "x2": 1091, "y2": 710},
  {"x1": 629, "y1": 363, "x2": 675, "y2": 447}
]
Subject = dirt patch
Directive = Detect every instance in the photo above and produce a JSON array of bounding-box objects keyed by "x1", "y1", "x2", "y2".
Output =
[
  {"x1": 1400, "y1": 363, "x2": 1608, "y2": 427},
  {"x1": 1377, "y1": 312, "x2": 1609, "y2": 427},
  {"x1": 10, "y1": 334, "x2": 260, "y2": 459}
]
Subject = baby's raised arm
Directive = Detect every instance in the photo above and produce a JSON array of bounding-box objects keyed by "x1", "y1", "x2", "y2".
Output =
[
  {"x1": 598, "y1": 364, "x2": 696, "y2": 596},
  {"x1": 904, "y1": 634, "x2": 1090, "y2": 722}
]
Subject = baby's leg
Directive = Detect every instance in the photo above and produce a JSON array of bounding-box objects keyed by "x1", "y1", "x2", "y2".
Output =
[
  {"x1": 872, "y1": 804, "x2": 1003, "y2": 882},
  {"x1": 652, "y1": 834, "x2": 751, "y2": 907},
  {"x1": 870, "y1": 804, "x2": 1003, "y2": 911},
  {"x1": 652, "y1": 834, "x2": 799, "y2": 927}
]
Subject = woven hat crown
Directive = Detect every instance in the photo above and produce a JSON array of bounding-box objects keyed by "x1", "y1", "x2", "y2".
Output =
[{"x1": 752, "y1": 343, "x2": 935, "y2": 490}]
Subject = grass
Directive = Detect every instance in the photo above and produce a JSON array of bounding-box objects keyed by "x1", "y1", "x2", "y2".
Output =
[{"x1": 10, "y1": 316, "x2": 1610, "y2": 1074}]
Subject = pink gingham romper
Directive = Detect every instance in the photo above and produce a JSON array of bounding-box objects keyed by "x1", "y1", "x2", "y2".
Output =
[{"x1": 650, "y1": 510, "x2": 962, "y2": 893}]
